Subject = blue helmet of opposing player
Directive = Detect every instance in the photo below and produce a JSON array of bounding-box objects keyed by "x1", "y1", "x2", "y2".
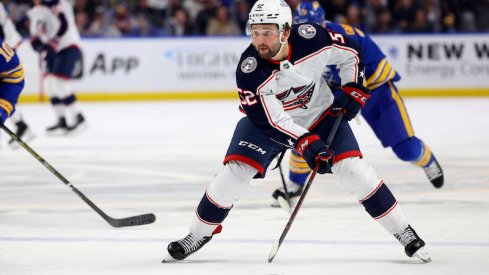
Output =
[{"x1": 293, "y1": 1, "x2": 326, "y2": 25}]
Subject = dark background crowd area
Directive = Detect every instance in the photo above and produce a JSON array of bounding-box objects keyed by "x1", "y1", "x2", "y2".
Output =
[{"x1": 4, "y1": 0, "x2": 489, "y2": 38}]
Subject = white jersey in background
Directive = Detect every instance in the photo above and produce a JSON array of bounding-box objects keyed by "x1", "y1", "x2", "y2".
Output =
[
  {"x1": 27, "y1": 0, "x2": 80, "y2": 52},
  {"x1": 0, "y1": 2, "x2": 23, "y2": 49}
]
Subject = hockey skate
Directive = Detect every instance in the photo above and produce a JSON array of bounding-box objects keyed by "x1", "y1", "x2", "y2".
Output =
[
  {"x1": 65, "y1": 113, "x2": 87, "y2": 135},
  {"x1": 271, "y1": 181, "x2": 304, "y2": 212},
  {"x1": 46, "y1": 117, "x2": 69, "y2": 136},
  {"x1": 395, "y1": 225, "x2": 431, "y2": 263},
  {"x1": 8, "y1": 120, "x2": 36, "y2": 148},
  {"x1": 423, "y1": 157, "x2": 444, "y2": 188},
  {"x1": 162, "y1": 225, "x2": 222, "y2": 262}
]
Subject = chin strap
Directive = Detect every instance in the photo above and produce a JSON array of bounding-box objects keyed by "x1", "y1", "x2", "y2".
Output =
[{"x1": 272, "y1": 31, "x2": 287, "y2": 59}]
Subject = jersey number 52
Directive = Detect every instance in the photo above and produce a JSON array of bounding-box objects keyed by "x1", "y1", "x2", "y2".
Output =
[{"x1": 238, "y1": 89, "x2": 257, "y2": 106}]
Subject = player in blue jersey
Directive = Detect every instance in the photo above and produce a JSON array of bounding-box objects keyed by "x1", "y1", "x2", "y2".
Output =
[
  {"x1": 162, "y1": 0, "x2": 430, "y2": 264},
  {"x1": 0, "y1": 37, "x2": 25, "y2": 128},
  {"x1": 271, "y1": 1, "x2": 444, "y2": 209},
  {"x1": 0, "y1": 2, "x2": 35, "y2": 146}
]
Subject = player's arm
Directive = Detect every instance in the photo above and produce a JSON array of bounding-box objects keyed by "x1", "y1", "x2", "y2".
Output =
[
  {"x1": 27, "y1": 6, "x2": 60, "y2": 52},
  {"x1": 323, "y1": 28, "x2": 370, "y2": 120},
  {"x1": 0, "y1": 41, "x2": 24, "y2": 123}
]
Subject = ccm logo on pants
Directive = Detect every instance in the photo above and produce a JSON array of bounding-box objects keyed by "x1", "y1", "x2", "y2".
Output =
[{"x1": 238, "y1": 141, "x2": 267, "y2": 155}]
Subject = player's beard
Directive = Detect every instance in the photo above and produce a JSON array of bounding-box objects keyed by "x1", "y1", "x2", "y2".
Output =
[{"x1": 255, "y1": 40, "x2": 281, "y2": 59}]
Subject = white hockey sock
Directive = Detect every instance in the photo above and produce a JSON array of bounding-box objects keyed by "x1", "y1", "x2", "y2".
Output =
[
  {"x1": 375, "y1": 204, "x2": 409, "y2": 235},
  {"x1": 333, "y1": 157, "x2": 409, "y2": 235},
  {"x1": 53, "y1": 104, "x2": 66, "y2": 119},
  {"x1": 66, "y1": 102, "x2": 81, "y2": 123},
  {"x1": 189, "y1": 161, "x2": 257, "y2": 238}
]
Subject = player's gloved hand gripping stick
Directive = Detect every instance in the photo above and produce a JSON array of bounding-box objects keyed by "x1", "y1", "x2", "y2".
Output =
[
  {"x1": 333, "y1": 82, "x2": 370, "y2": 121},
  {"x1": 1, "y1": 124, "x2": 155, "y2": 227},
  {"x1": 268, "y1": 112, "x2": 343, "y2": 263}
]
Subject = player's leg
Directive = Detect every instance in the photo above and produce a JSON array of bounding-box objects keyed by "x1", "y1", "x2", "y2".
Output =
[
  {"x1": 48, "y1": 47, "x2": 86, "y2": 134},
  {"x1": 362, "y1": 81, "x2": 443, "y2": 188},
  {"x1": 317, "y1": 117, "x2": 430, "y2": 262},
  {"x1": 7, "y1": 110, "x2": 36, "y2": 146},
  {"x1": 163, "y1": 117, "x2": 286, "y2": 262},
  {"x1": 271, "y1": 149, "x2": 310, "y2": 207},
  {"x1": 44, "y1": 51, "x2": 69, "y2": 134}
]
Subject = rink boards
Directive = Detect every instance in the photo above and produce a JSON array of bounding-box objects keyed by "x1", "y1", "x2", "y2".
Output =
[{"x1": 15, "y1": 34, "x2": 489, "y2": 102}]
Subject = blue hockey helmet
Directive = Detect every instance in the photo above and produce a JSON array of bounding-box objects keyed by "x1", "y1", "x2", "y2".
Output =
[{"x1": 293, "y1": 1, "x2": 326, "y2": 25}]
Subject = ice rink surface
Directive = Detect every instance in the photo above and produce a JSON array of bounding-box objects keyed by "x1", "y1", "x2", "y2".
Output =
[{"x1": 1, "y1": 98, "x2": 488, "y2": 275}]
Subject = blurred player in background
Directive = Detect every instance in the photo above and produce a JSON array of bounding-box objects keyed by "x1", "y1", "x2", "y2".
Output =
[
  {"x1": 28, "y1": 0, "x2": 86, "y2": 135},
  {"x1": 271, "y1": 1, "x2": 444, "y2": 209},
  {"x1": 162, "y1": 0, "x2": 430, "y2": 264},
  {"x1": 0, "y1": 2, "x2": 35, "y2": 146}
]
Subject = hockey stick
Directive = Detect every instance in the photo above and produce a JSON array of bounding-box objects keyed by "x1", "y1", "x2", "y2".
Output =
[
  {"x1": 1, "y1": 124, "x2": 156, "y2": 227},
  {"x1": 268, "y1": 112, "x2": 343, "y2": 263}
]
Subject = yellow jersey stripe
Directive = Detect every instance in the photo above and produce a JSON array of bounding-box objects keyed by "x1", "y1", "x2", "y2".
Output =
[
  {"x1": 366, "y1": 59, "x2": 387, "y2": 85},
  {"x1": 372, "y1": 63, "x2": 394, "y2": 87},
  {"x1": 0, "y1": 64, "x2": 23, "y2": 77},
  {"x1": 413, "y1": 144, "x2": 432, "y2": 167},
  {"x1": 290, "y1": 153, "x2": 307, "y2": 162},
  {"x1": 290, "y1": 166, "x2": 312, "y2": 173},
  {"x1": 368, "y1": 69, "x2": 396, "y2": 90},
  {"x1": 2, "y1": 74, "x2": 25, "y2": 83},
  {"x1": 368, "y1": 62, "x2": 392, "y2": 87},
  {"x1": 389, "y1": 81, "x2": 415, "y2": 137},
  {"x1": 0, "y1": 64, "x2": 24, "y2": 84},
  {"x1": 0, "y1": 99, "x2": 13, "y2": 116},
  {"x1": 290, "y1": 162, "x2": 310, "y2": 169}
]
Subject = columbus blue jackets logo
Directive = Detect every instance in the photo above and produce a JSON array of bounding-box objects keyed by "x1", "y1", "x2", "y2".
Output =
[
  {"x1": 298, "y1": 24, "x2": 316, "y2": 39},
  {"x1": 276, "y1": 82, "x2": 316, "y2": 110},
  {"x1": 241, "y1": 57, "x2": 257, "y2": 73}
]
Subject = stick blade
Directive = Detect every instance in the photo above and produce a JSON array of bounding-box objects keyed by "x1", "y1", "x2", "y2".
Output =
[
  {"x1": 268, "y1": 240, "x2": 281, "y2": 263},
  {"x1": 109, "y1": 213, "x2": 156, "y2": 227}
]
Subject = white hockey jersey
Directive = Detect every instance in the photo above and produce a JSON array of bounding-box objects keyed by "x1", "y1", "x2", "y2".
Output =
[
  {"x1": 27, "y1": 0, "x2": 80, "y2": 52},
  {"x1": 236, "y1": 23, "x2": 365, "y2": 147},
  {"x1": 0, "y1": 3, "x2": 23, "y2": 49}
]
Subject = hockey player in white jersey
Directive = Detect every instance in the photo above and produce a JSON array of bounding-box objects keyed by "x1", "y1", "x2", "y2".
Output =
[
  {"x1": 28, "y1": 0, "x2": 86, "y2": 135},
  {"x1": 162, "y1": 0, "x2": 430, "y2": 263},
  {"x1": 0, "y1": 2, "x2": 36, "y2": 146}
]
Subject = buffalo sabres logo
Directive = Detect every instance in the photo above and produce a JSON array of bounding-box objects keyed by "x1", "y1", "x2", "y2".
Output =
[
  {"x1": 298, "y1": 24, "x2": 316, "y2": 39},
  {"x1": 276, "y1": 82, "x2": 316, "y2": 111},
  {"x1": 241, "y1": 57, "x2": 257, "y2": 73}
]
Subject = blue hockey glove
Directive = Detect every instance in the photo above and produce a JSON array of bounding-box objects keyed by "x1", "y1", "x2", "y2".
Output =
[
  {"x1": 294, "y1": 133, "x2": 333, "y2": 174},
  {"x1": 333, "y1": 82, "x2": 370, "y2": 121}
]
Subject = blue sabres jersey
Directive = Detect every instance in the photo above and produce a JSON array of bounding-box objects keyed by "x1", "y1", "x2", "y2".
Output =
[
  {"x1": 0, "y1": 38, "x2": 24, "y2": 121},
  {"x1": 236, "y1": 23, "x2": 365, "y2": 147},
  {"x1": 326, "y1": 22, "x2": 400, "y2": 90}
]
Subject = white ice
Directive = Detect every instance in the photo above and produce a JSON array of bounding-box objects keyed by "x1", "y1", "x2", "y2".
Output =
[{"x1": 1, "y1": 98, "x2": 488, "y2": 275}]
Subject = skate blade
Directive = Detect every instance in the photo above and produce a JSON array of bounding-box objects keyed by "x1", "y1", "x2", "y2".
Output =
[
  {"x1": 413, "y1": 248, "x2": 431, "y2": 263},
  {"x1": 161, "y1": 252, "x2": 179, "y2": 263},
  {"x1": 65, "y1": 122, "x2": 88, "y2": 136},
  {"x1": 270, "y1": 198, "x2": 280, "y2": 208},
  {"x1": 277, "y1": 197, "x2": 292, "y2": 214},
  {"x1": 46, "y1": 128, "x2": 69, "y2": 137}
]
